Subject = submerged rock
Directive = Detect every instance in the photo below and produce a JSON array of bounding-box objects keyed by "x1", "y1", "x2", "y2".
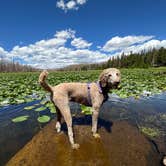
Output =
[{"x1": 6, "y1": 119, "x2": 160, "y2": 166}]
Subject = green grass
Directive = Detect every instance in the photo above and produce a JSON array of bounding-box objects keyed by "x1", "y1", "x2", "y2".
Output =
[{"x1": 0, "y1": 67, "x2": 166, "y2": 106}]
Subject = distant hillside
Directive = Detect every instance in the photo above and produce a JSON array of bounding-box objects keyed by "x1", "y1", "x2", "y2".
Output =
[{"x1": 59, "y1": 47, "x2": 166, "y2": 71}]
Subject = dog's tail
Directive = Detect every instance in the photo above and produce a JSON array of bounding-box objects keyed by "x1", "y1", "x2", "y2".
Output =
[{"x1": 38, "y1": 70, "x2": 52, "y2": 93}]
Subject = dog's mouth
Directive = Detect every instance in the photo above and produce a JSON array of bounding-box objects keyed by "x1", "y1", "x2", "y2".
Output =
[{"x1": 111, "y1": 82, "x2": 120, "y2": 89}]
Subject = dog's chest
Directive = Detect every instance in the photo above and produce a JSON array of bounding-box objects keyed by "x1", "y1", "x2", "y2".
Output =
[{"x1": 69, "y1": 92, "x2": 92, "y2": 106}]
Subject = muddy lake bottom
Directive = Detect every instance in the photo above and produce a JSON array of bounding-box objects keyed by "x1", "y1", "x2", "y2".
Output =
[{"x1": 0, "y1": 93, "x2": 166, "y2": 166}]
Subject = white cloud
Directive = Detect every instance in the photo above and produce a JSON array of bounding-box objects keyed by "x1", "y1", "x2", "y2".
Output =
[
  {"x1": 102, "y1": 35, "x2": 154, "y2": 52},
  {"x1": 123, "y1": 39, "x2": 166, "y2": 55},
  {"x1": 55, "y1": 29, "x2": 75, "y2": 39},
  {"x1": 0, "y1": 47, "x2": 7, "y2": 57},
  {"x1": 56, "y1": 0, "x2": 87, "y2": 12},
  {"x1": 66, "y1": 0, "x2": 77, "y2": 10},
  {"x1": 3, "y1": 29, "x2": 108, "y2": 69},
  {"x1": 0, "y1": 47, "x2": 10, "y2": 61},
  {"x1": 76, "y1": 0, "x2": 87, "y2": 5},
  {"x1": 71, "y1": 37, "x2": 92, "y2": 49},
  {"x1": 1, "y1": 30, "x2": 166, "y2": 69},
  {"x1": 56, "y1": 0, "x2": 66, "y2": 11}
]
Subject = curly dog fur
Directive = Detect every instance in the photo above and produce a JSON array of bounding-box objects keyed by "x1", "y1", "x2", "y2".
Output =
[{"x1": 39, "y1": 68, "x2": 121, "y2": 149}]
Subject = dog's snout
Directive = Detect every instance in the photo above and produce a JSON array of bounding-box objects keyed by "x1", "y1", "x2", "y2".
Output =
[{"x1": 116, "y1": 81, "x2": 120, "y2": 84}]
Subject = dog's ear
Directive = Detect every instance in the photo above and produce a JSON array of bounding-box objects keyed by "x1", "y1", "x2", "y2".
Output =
[{"x1": 99, "y1": 70, "x2": 108, "y2": 87}]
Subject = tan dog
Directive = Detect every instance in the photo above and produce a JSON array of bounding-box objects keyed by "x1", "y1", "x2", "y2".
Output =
[{"x1": 39, "y1": 68, "x2": 121, "y2": 149}]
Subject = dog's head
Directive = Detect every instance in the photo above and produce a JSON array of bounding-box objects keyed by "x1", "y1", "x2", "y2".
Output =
[{"x1": 99, "y1": 68, "x2": 121, "y2": 89}]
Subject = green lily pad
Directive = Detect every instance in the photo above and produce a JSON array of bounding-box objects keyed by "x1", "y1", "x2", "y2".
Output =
[
  {"x1": 46, "y1": 102, "x2": 56, "y2": 113},
  {"x1": 50, "y1": 107, "x2": 56, "y2": 113},
  {"x1": 16, "y1": 99, "x2": 25, "y2": 104},
  {"x1": 25, "y1": 98, "x2": 33, "y2": 103},
  {"x1": 35, "y1": 106, "x2": 47, "y2": 112},
  {"x1": 81, "y1": 105, "x2": 92, "y2": 115},
  {"x1": 139, "y1": 127, "x2": 160, "y2": 137},
  {"x1": 12, "y1": 115, "x2": 29, "y2": 123},
  {"x1": 160, "y1": 114, "x2": 166, "y2": 120},
  {"x1": 37, "y1": 115, "x2": 51, "y2": 123}
]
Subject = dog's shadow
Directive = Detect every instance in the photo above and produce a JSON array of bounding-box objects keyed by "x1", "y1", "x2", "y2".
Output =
[{"x1": 61, "y1": 115, "x2": 113, "y2": 133}]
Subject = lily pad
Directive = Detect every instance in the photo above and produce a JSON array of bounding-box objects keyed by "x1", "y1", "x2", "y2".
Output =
[
  {"x1": 15, "y1": 99, "x2": 25, "y2": 104},
  {"x1": 50, "y1": 107, "x2": 56, "y2": 113},
  {"x1": 81, "y1": 105, "x2": 92, "y2": 115},
  {"x1": 37, "y1": 115, "x2": 51, "y2": 123},
  {"x1": 35, "y1": 106, "x2": 47, "y2": 112},
  {"x1": 12, "y1": 115, "x2": 29, "y2": 123},
  {"x1": 160, "y1": 114, "x2": 166, "y2": 120},
  {"x1": 139, "y1": 127, "x2": 160, "y2": 137},
  {"x1": 46, "y1": 102, "x2": 56, "y2": 113}
]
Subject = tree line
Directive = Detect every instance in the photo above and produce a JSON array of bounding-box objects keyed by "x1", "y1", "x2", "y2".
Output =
[
  {"x1": 59, "y1": 47, "x2": 166, "y2": 71},
  {"x1": 0, "y1": 47, "x2": 166, "y2": 72},
  {"x1": 0, "y1": 59, "x2": 37, "y2": 72},
  {"x1": 108, "y1": 47, "x2": 166, "y2": 68}
]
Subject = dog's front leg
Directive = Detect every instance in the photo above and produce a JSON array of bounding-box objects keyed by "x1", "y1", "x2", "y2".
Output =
[{"x1": 92, "y1": 106, "x2": 101, "y2": 139}]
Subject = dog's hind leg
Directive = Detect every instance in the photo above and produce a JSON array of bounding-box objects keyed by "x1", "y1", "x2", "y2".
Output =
[
  {"x1": 51, "y1": 96, "x2": 62, "y2": 133},
  {"x1": 55, "y1": 106, "x2": 62, "y2": 133},
  {"x1": 55, "y1": 99, "x2": 80, "y2": 149}
]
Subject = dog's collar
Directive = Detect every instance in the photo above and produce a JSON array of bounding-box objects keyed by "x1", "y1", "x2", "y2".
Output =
[{"x1": 87, "y1": 83, "x2": 92, "y2": 106}]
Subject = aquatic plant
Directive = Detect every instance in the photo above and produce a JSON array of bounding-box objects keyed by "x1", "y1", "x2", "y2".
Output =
[
  {"x1": 0, "y1": 68, "x2": 166, "y2": 106},
  {"x1": 37, "y1": 115, "x2": 51, "y2": 123},
  {"x1": 12, "y1": 115, "x2": 30, "y2": 123},
  {"x1": 35, "y1": 106, "x2": 47, "y2": 112},
  {"x1": 24, "y1": 106, "x2": 35, "y2": 110},
  {"x1": 81, "y1": 104, "x2": 92, "y2": 115},
  {"x1": 45, "y1": 102, "x2": 56, "y2": 113},
  {"x1": 139, "y1": 127, "x2": 160, "y2": 138},
  {"x1": 160, "y1": 114, "x2": 166, "y2": 120}
]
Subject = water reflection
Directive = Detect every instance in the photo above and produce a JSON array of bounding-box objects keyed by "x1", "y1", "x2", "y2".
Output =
[{"x1": 0, "y1": 93, "x2": 166, "y2": 165}]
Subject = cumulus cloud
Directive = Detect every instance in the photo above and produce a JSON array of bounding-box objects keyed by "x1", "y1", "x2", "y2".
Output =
[
  {"x1": 1, "y1": 30, "x2": 166, "y2": 69},
  {"x1": 102, "y1": 35, "x2": 154, "y2": 52},
  {"x1": 66, "y1": 1, "x2": 77, "y2": 10},
  {"x1": 2, "y1": 29, "x2": 108, "y2": 69},
  {"x1": 0, "y1": 47, "x2": 10, "y2": 61},
  {"x1": 0, "y1": 47, "x2": 7, "y2": 57},
  {"x1": 76, "y1": 0, "x2": 87, "y2": 5},
  {"x1": 71, "y1": 37, "x2": 92, "y2": 49},
  {"x1": 56, "y1": 0, "x2": 87, "y2": 12},
  {"x1": 55, "y1": 29, "x2": 75, "y2": 39},
  {"x1": 122, "y1": 39, "x2": 166, "y2": 55}
]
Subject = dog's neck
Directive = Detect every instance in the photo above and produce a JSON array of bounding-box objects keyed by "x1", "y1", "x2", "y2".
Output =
[{"x1": 98, "y1": 81, "x2": 110, "y2": 102}]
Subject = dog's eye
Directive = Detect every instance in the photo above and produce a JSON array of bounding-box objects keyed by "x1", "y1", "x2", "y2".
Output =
[
  {"x1": 116, "y1": 73, "x2": 119, "y2": 76},
  {"x1": 108, "y1": 74, "x2": 112, "y2": 77}
]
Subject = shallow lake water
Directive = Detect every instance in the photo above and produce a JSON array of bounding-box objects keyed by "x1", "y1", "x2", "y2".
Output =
[{"x1": 0, "y1": 93, "x2": 166, "y2": 165}]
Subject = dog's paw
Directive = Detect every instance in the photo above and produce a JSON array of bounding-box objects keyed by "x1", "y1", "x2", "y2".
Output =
[
  {"x1": 72, "y1": 143, "x2": 80, "y2": 150},
  {"x1": 55, "y1": 122, "x2": 61, "y2": 133},
  {"x1": 56, "y1": 128, "x2": 61, "y2": 133},
  {"x1": 93, "y1": 133, "x2": 101, "y2": 139}
]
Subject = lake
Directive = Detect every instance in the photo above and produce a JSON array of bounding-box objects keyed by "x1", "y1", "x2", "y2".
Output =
[{"x1": 0, "y1": 93, "x2": 166, "y2": 165}]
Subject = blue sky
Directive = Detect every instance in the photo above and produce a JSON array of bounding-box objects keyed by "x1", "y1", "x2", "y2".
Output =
[{"x1": 0, "y1": 0, "x2": 165, "y2": 68}]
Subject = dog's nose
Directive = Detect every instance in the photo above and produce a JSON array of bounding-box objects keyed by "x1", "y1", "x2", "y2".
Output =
[{"x1": 115, "y1": 81, "x2": 120, "y2": 85}]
